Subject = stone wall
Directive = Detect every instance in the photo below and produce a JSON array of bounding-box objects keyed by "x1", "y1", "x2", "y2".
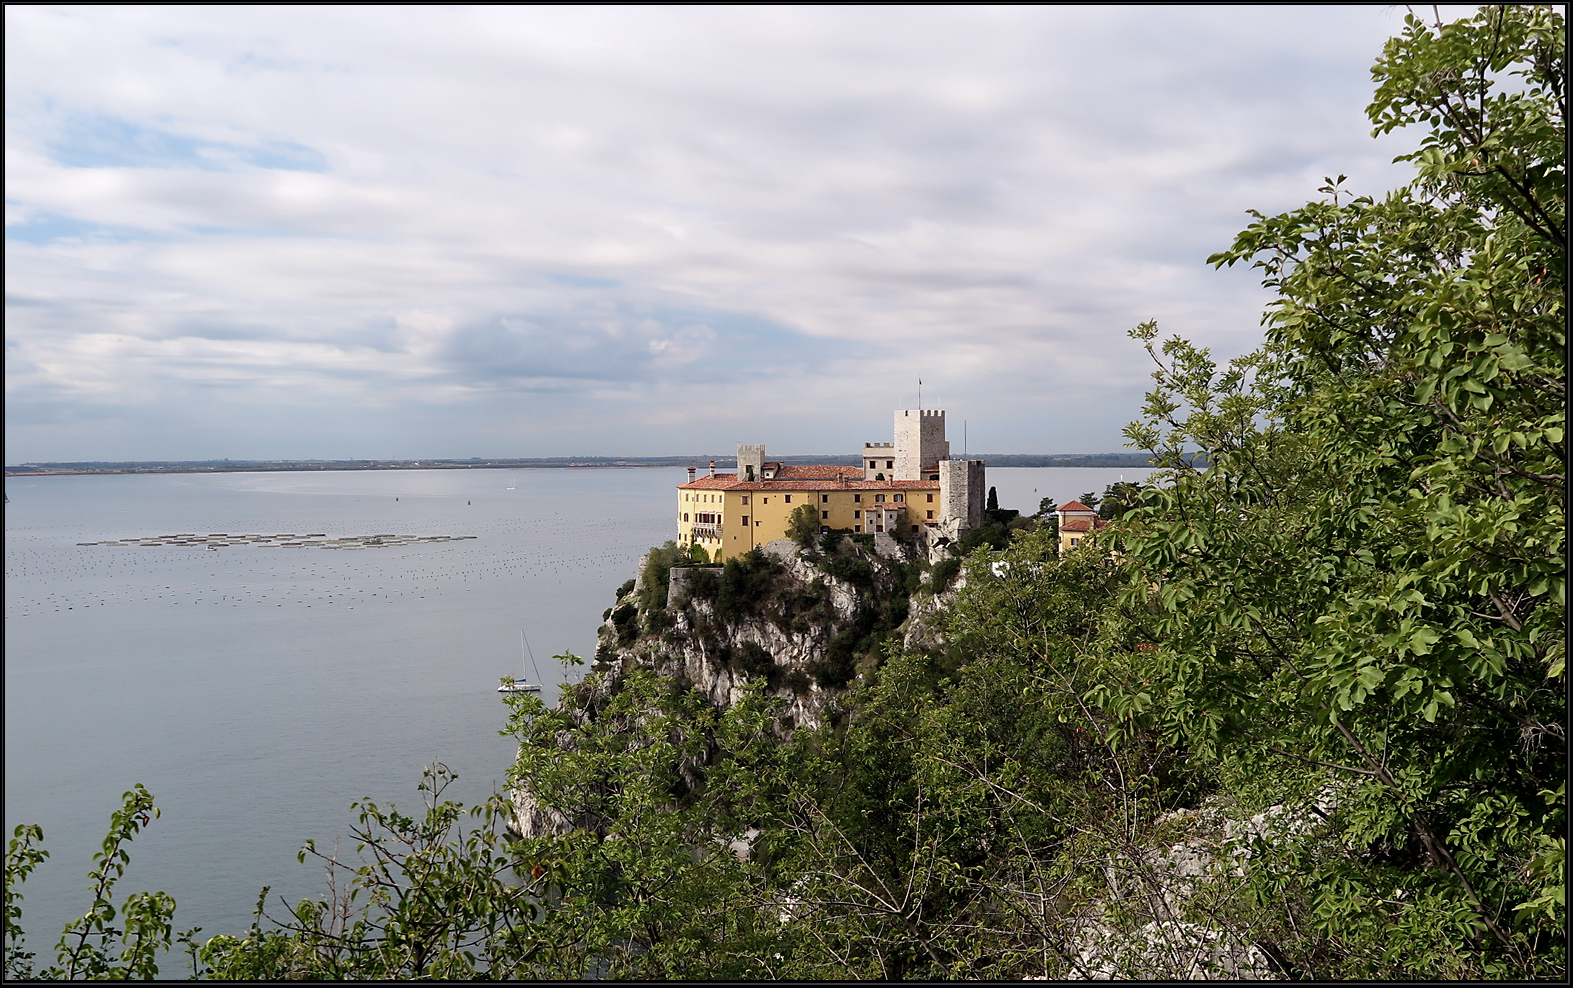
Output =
[
  {"x1": 940, "y1": 458, "x2": 985, "y2": 528},
  {"x1": 893, "y1": 408, "x2": 948, "y2": 481}
]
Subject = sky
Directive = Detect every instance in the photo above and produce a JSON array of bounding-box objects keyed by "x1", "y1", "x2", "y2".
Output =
[{"x1": 6, "y1": 6, "x2": 1440, "y2": 462}]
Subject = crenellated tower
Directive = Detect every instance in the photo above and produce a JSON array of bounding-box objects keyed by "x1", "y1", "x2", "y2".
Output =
[{"x1": 891, "y1": 409, "x2": 949, "y2": 481}]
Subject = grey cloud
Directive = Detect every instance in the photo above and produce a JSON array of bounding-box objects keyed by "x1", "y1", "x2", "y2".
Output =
[{"x1": 5, "y1": 5, "x2": 1424, "y2": 460}]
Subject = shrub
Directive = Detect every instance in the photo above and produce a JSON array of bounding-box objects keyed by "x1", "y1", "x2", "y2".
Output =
[
  {"x1": 716, "y1": 549, "x2": 773, "y2": 625},
  {"x1": 811, "y1": 628, "x2": 861, "y2": 688},
  {"x1": 929, "y1": 557, "x2": 961, "y2": 594},
  {"x1": 639, "y1": 542, "x2": 686, "y2": 613},
  {"x1": 683, "y1": 566, "x2": 720, "y2": 601},
  {"x1": 818, "y1": 528, "x2": 849, "y2": 554},
  {"x1": 822, "y1": 553, "x2": 873, "y2": 589},
  {"x1": 787, "y1": 504, "x2": 821, "y2": 548},
  {"x1": 732, "y1": 642, "x2": 774, "y2": 679},
  {"x1": 611, "y1": 604, "x2": 639, "y2": 646}
]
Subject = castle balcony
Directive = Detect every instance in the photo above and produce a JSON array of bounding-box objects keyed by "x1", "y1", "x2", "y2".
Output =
[{"x1": 690, "y1": 523, "x2": 723, "y2": 542}]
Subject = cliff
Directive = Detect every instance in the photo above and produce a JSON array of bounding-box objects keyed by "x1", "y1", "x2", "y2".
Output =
[{"x1": 509, "y1": 534, "x2": 955, "y2": 838}]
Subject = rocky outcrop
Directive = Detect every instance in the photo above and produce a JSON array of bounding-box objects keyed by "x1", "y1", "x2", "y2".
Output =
[
  {"x1": 901, "y1": 586, "x2": 959, "y2": 651},
  {"x1": 511, "y1": 537, "x2": 940, "y2": 840},
  {"x1": 603, "y1": 538, "x2": 903, "y2": 731},
  {"x1": 1063, "y1": 785, "x2": 1345, "y2": 980}
]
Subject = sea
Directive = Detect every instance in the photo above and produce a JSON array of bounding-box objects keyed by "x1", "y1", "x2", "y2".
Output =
[{"x1": 2, "y1": 464, "x2": 1146, "y2": 950}]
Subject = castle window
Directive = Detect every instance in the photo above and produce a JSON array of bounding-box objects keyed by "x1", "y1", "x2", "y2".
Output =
[
  {"x1": 854, "y1": 494, "x2": 861, "y2": 503},
  {"x1": 683, "y1": 513, "x2": 689, "y2": 522},
  {"x1": 926, "y1": 510, "x2": 934, "y2": 520},
  {"x1": 784, "y1": 495, "x2": 791, "y2": 503},
  {"x1": 741, "y1": 496, "x2": 748, "y2": 505},
  {"x1": 885, "y1": 460, "x2": 893, "y2": 469},
  {"x1": 927, "y1": 493, "x2": 934, "y2": 502},
  {"x1": 821, "y1": 494, "x2": 829, "y2": 503},
  {"x1": 854, "y1": 510, "x2": 861, "y2": 519},
  {"x1": 742, "y1": 516, "x2": 749, "y2": 526},
  {"x1": 822, "y1": 511, "x2": 829, "y2": 519},
  {"x1": 894, "y1": 494, "x2": 903, "y2": 503},
  {"x1": 875, "y1": 494, "x2": 885, "y2": 503}
]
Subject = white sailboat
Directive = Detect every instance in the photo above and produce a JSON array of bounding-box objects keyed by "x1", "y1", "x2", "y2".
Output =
[{"x1": 497, "y1": 630, "x2": 543, "y2": 693}]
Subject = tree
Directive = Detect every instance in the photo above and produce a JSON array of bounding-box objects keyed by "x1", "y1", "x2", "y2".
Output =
[
  {"x1": 3, "y1": 787, "x2": 196, "y2": 981},
  {"x1": 1118, "y1": 5, "x2": 1564, "y2": 977},
  {"x1": 986, "y1": 486, "x2": 999, "y2": 512},
  {"x1": 787, "y1": 502, "x2": 821, "y2": 548},
  {"x1": 1098, "y1": 481, "x2": 1144, "y2": 520}
]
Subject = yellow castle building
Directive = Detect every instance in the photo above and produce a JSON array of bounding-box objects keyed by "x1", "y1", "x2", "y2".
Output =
[{"x1": 675, "y1": 410, "x2": 985, "y2": 561}]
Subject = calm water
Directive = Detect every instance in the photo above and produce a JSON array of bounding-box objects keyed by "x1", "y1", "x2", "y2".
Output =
[{"x1": 2, "y1": 464, "x2": 1144, "y2": 949}]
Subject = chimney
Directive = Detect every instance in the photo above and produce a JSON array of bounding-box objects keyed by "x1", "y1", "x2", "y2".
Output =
[
  {"x1": 687, "y1": 466, "x2": 696, "y2": 482},
  {"x1": 709, "y1": 460, "x2": 716, "y2": 478}
]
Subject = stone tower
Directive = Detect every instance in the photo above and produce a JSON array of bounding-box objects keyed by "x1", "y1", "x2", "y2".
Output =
[
  {"x1": 940, "y1": 458, "x2": 985, "y2": 529},
  {"x1": 892, "y1": 409, "x2": 949, "y2": 482},
  {"x1": 736, "y1": 443, "x2": 766, "y2": 483}
]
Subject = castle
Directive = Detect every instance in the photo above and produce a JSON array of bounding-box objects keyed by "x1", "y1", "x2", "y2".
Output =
[{"x1": 676, "y1": 410, "x2": 984, "y2": 561}]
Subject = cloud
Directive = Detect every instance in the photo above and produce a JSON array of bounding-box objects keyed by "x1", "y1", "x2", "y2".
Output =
[{"x1": 5, "y1": 5, "x2": 1425, "y2": 460}]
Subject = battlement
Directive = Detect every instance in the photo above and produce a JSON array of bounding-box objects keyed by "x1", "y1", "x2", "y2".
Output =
[{"x1": 863, "y1": 442, "x2": 894, "y2": 449}]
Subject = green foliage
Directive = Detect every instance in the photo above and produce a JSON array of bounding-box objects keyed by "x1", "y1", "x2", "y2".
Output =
[
  {"x1": 716, "y1": 548, "x2": 774, "y2": 625},
  {"x1": 1098, "y1": 481, "x2": 1145, "y2": 520},
  {"x1": 821, "y1": 551, "x2": 873, "y2": 589},
  {"x1": 611, "y1": 603, "x2": 639, "y2": 646},
  {"x1": 787, "y1": 503, "x2": 821, "y2": 547},
  {"x1": 958, "y1": 508, "x2": 1027, "y2": 554},
  {"x1": 733, "y1": 641, "x2": 774, "y2": 679},
  {"x1": 200, "y1": 764, "x2": 543, "y2": 980},
  {"x1": 501, "y1": 668, "x2": 791, "y2": 979},
  {"x1": 986, "y1": 485, "x2": 999, "y2": 512},
  {"x1": 818, "y1": 527, "x2": 849, "y2": 554},
  {"x1": 688, "y1": 542, "x2": 710, "y2": 564},
  {"x1": 3, "y1": 824, "x2": 48, "y2": 979},
  {"x1": 683, "y1": 565, "x2": 720, "y2": 602},
  {"x1": 3, "y1": 786, "x2": 198, "y2": 981},
  {"x1": 929, "y1": 556, "x2": 961, "y2": 594},
  {"x1": 1115, "y1": 6, "x2": 1565, "y2": 976},
  {"x1": 639, "y1": 541, "x2": 687, "y2": 614}
]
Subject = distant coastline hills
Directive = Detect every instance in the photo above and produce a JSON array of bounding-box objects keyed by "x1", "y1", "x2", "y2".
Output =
[{"x1": 4, "y1": 453, "x2": 1154, "y2": 478}]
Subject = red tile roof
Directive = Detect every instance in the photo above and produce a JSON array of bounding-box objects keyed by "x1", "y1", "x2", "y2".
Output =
[
  {"x1": 773, "y1": 464, "x2": 862, "y2": 479},
  {"x1": 1059, "y1": 518, "x2": 1110, "y2": 533},
  {"x1": 679, "y1": 467, "x2": 937, "y2": 492},
  {"x1": 1058, "y1": 500, "x2": 1096, "y2": 513}
]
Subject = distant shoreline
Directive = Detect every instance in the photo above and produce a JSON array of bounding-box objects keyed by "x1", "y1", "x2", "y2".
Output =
[{"x1": 4, "y1": 453, "x2": 1155, "y2": 478}]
